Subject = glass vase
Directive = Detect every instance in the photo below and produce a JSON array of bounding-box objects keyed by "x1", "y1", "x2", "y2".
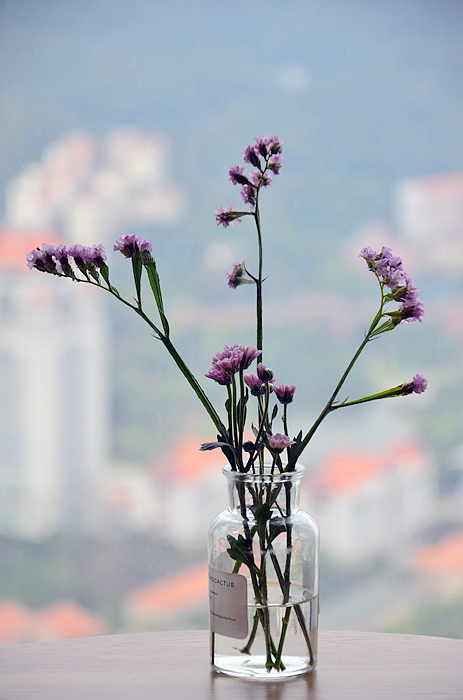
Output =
[{"x1": 208, "y1": 463, "x2": 319, "y2": 680}]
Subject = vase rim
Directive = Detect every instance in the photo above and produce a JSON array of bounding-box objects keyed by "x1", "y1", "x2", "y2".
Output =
[{"x1": 222, "y1": 462, "x2": 305, "y2": 482}]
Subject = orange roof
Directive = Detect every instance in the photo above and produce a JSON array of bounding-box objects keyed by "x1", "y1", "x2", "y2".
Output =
[
  {"x1": 163, "y1": 437, "x2": 225, "y2": 481},
  {"x1": 127, "y1": 562, "x2": 208, "y2": 615},
  {"x1": 36, "y1": 601, "x2": 106, "y2": 640},
  {"x1": 412, "y1": 532, "x2": 463, "y2": 576},
  {"x1": 312, "y1": 449, "x2": 385, "y2": 495},
  {"x1": 311, "y1": 441, "x2": 427, "y2": 496},
  {"x1": 0, "y1": 601, "x2": 35, "y2": 645},
  {"x1": 0, "y1": 228, "x2": 61, "y2": 271}
]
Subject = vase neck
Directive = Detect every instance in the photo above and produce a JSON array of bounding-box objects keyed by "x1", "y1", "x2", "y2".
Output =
[{"x1": 224, "y1": 465, "x2": 304, "y2": 516}]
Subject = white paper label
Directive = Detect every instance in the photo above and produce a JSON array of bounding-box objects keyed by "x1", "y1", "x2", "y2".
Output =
[{"x1": 208, "y1": 566, "x2": 248, "y2": 639}]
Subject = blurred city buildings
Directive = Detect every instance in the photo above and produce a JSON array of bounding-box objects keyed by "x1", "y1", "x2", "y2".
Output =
[
  {"x1": 0, "y1": 128, "x2": 185, "y2": 540},
  {"x1": 1, "y1": 130, "x2": 463, "y2": 642}
]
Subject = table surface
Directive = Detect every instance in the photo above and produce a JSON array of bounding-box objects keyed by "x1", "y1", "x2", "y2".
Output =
[{"x1": 1, "y1": 629, "x2": 462, "y2": 700}]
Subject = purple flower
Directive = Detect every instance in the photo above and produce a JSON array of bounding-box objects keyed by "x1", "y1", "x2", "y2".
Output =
[
  {"x1": 227, "y1": 262, "x2": 254, "y2": 289},
  {"x1": 207, "y1": 343, "x2": 261, "y2": 378},
  {"x1": 204, "y1": 366, "x2": 232, "y2": 386},
  {"x1": 228, "y1": 165, "x2": 249, "y2": 186},
  {"x1": 214, "y1": 206, "x2": 243, "y2": 228},
  {"x1": 268, "y1": 155, "x2": 284, "y2": 174},
  {"x1": 26, "y1": 245, "x2": 57, "y2": 273},
  {"x1": 244, "y1": 373, "x2": 265, "y2": 396},
  {"x1": 67, "y1": 244, "x2": 93, "y2": 272},
  {"x1": 273, "y1": 384, "x2": 296, "y2": 404},
  {"x1": 256, "y1": 363, "x2": 275, "y2": 383},
  {"x1": 52, "y1": 244, "x2": 74, "y2": 276},
  {"x1": 254, "y1": 136, "x2": 269, "y2": 158},
  {"x1": 267, "y1": 135, "x2": 283, "y2": 155},
  {"x1": 267, "y1": 433, "x2": 295, "y2": 454},
  {"x1": 412, "y1": 374, "x2": 428, "y2": 394},
  {"x1": 250, "y1": 169, "x2": 273, "y2": 188},
  {"x1": 240, "y1": 184, "x2": 257, "y2": 206},
  {"x1": 243, "y1": 145, "x2": 261, "y2": 168},
  {"x1": 240, "y1": 344, "x2": 262, "y2": 370},
  {"x1": 401, "y1": 374, "x2": 428, "y2": 395},
  {"x1": 360, "y1": 246, "x2": 425, "y2": 323},
  {"x1": 114, "y1": 234, "x2": 152, "y2": 258}
]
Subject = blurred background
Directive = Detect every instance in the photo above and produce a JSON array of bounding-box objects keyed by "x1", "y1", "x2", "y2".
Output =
[{"x1": 1, "y1": 0, "x2": 463, "y2": 644}]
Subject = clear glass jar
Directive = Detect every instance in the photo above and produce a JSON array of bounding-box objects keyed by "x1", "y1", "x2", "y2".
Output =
[{"x1": 208, "y1": 463, "x2": 319, "y2": 680}]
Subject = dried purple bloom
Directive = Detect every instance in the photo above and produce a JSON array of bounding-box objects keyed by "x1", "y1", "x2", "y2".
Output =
[
  {"x1": 26, "y1": 245, "x2": 57, "y2": 273},
  {"x1": 244, "y1": 373, "x2": 265, "y2": 396},
  {"x1": 250, "y1": 169, "x2": 273, "y2": 188},
  {"x1": 240, "y1": 184, "x2": 257, "y2": 206},
  {"x1": 52, "y1": 244, "x2": 74, "y2": 276},
  {"x1": 267, "y1": 433, "x2": 295, "y2": 454},
  {"x1": 67, "y1": 244, "x2": 92, "y2": 272},
  {"x1": 240, "y1": 344, "x2": 262, "y2": 370},
  {"x1": 273, "y1": 384, "x2": 296, "y2": 404},
  {"x1": 227, "y1": 262, "x2": 254, "y2": 289},
  {"x1": 114, "y1": 234, "x2": 152, "y2": 258},
  {"x1": 257, "y1": 363, "x2": 275, "y2": 383},
  {"x1": 228, "y1": 165, "x2": 249, "y2": 186},
  {"x1": 214, "y1": 206, "x2": 243, "y2": 228},
  {"x1": 268, "y1": 155, "x2": 284, "y2": 174},
  {"x1": 267, "y1": 135, "x2": 283, "y2": 154},
  {"x1": 401, "y1": 374, "x2": 428, "y2": 395},
  {"x1": 412, "y1": 374, "x2": 428, "y2": 394},
  {"x1": 204, "y1": 365, "x2": 232, "y2": 386},
  {"x1": 208, "y1": 343, "x2": 261, "y2": 378},
  {"x1": 360, "y1": 246, "x2": 425, "y2": 323},
  {"x1": 400, "y1": 298, "x2": 425, "y2": 323},
  {"x1": 243, "y1": 145, "x2": 261, "y2": 168}
]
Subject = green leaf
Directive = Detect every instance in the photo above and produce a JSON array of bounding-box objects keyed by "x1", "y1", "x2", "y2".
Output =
[
  {"x1": 226, "y1": 534, "x2": 253, "y2": 568},
  {"x1": 99, "y1": 263, "x2": 111, "y2": 287},
  {"x1": 269, "y1": 516, "x2": 286, "y2": 542},
  {"x1": 145, "y1": 262, "x2": 169, "y2": 336}
]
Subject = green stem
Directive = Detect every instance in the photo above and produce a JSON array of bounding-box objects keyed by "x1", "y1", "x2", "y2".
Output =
[{"x1": 254, "y1": 202, "x2": 264, "y2": 357}]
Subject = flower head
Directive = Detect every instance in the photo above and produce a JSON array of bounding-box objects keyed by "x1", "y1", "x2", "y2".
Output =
[
  {"x1": 244, "y1": 373, "x2": 265, "y2": 396},
  {"x1": 114, "y1": 234, "x2": 152, "y2": 258},
  {"x1": 257, "y1": 363, "x2": 275, "y2": 383},
  {"x1": 26, "y1": 244, "x2": 57, "y2": 273},
  {"x1": 412, "y1": 374, "x2": 428, "y2": 394},
  {"x1": 267, "y1": 433, "x2": 295, "y2": 454},
  {"x1": 204, "y1": 366, "x2": 232, "y2": 386},
  {"x1": 273, "y1": 384, "x2": 296, "y2": 404},
  {"x1": 214, "y1": 206, "x2": 243, "y2": 228},
  {"x1": 207, "y1": 343, "x2": 261, "y2": 379},
  {"x1": 400, "y1": 374, "x2": 428, "y2": 395},
  {"x1": 228, "y1": 165, "x2": 249, "y2": 186},
  {"x1": 227, "y1": 262, "x2": 254, "y2": 289}
]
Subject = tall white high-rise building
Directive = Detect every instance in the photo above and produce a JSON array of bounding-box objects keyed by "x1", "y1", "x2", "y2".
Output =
[{"x1": 0, "y1": 230, "x2": 110, "y2": 539}]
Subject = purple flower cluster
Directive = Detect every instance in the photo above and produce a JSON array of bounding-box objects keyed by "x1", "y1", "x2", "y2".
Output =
[
  {"x1": 215, "y1": 135, "x2": 283, "y2": 228},
  {"x1": 114, "y1": 234, "x2": 153, "y2": 259},
  {"x1": 27, "y1": 243, "x2": 108, "y2": 276},
  {"x1": 360, "y1": 246, "x2": 425, "y2": 323},
  {"x1": 205, "y1": 343, "x2": 262, "y2": 385}
]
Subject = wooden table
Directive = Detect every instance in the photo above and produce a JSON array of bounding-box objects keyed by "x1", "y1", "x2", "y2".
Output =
[{"x1": 1, "y1": 629, "x2": 462, "y2": 699}]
